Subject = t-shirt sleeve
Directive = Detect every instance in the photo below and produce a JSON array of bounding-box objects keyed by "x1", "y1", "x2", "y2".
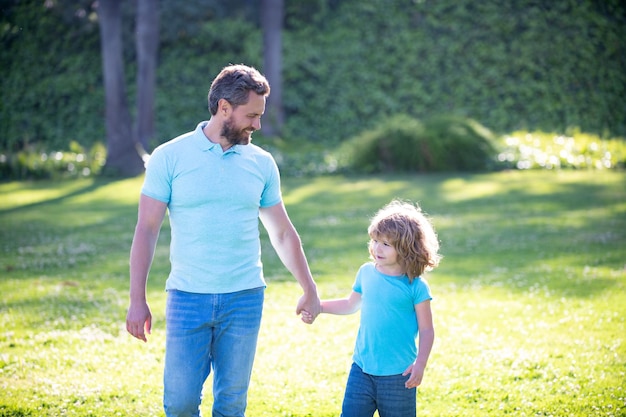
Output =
[
  {"x1": 413, "y1": 278, "x2": 433, "y2": 305},
  {"x1": 352, "y1": 265, "x2": 365, "y2": 294},
  {"x1": 141, "y1": 147, "x2": 172, "y2": 204}
]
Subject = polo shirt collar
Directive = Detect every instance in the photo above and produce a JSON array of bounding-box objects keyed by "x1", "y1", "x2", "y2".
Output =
[{"x1": 193, "y1": 121, "x2": 242, "y2": 155}]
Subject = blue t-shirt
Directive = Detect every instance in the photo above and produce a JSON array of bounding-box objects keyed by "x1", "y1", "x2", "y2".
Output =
[
  {"x1": 352, "y1": 262, "x2": 432, "y2": 376},
  {"x1": 141, "y1": 121, "x2": 282, "y2": 294}
]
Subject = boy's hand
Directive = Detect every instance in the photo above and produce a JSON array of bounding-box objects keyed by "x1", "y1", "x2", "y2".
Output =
[
  {"x1": 402, "y1": 363, "x2": 425, "y2": 389},
  {"x1": 301, "y1": 310, "x2": 315, "y2": 324}
]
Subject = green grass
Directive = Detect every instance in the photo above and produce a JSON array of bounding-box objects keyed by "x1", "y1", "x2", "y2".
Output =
[{"x1": 1, "y1": 171, "x2": 625, "y2": 416}]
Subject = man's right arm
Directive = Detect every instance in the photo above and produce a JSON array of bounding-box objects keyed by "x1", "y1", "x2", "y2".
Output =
[{"x1": 126, "y1": 194, "x2": 167, "y2": 342}]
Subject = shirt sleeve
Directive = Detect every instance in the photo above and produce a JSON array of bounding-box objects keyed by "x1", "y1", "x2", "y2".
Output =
[
  {"x1": 352, "y1": 264, "x2": 365, "y2": 294},
  {"x1": 259, "y1": 154, "x2": 282, "y2": 208},
  {"x1": 141, "y1": 147, "x2": 172, "y2": 204},
  {"x1": 413, "y1": 278, "x2": 433, "y2": 305}
]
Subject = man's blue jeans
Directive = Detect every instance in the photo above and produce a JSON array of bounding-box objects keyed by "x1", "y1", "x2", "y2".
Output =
[
  {"x1": 341, "y1": 363, "x2": 416, "y2": 417},
  {"x1": 163, "y1": 287, "x2": 264, "y2": 417}
]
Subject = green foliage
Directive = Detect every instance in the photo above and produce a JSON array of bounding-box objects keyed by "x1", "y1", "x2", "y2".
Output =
[
  {"x1": 496, "y1": 129, "x2": 626, "y2": 170},
  {"x1": 421, "y1": 115, "x2": 498, "y2": 171},
  {"x1": 337, "y1": 115, "x2": 426, "y2": 173},
  {"x1": 0, "y1": 1, "x2": 104, "y2": 151},
  {"x1": 283, "y1": 118, "x2": 625, "y2": 176},
  {"x1": 0, "y1": 141, "x2": 106, "y2": 180},
  {"x1": 282, "y1": 0, "x2": 626, "y2": 143},
  {"x1": 336, "y1": 114, "x2": 497, "y2": 173},
  {"x1": 1, "y1": 0, "x2": 625, "y2": 156},
  {"x1": 254, "y1": 134, "x2": 336, "y2": 177},
  {"x1": 154, "y1": 17, "x2": 264, "y2": 147},
  {"x1": 0, "y1": 404, "x2": 32, "y2": 417}
]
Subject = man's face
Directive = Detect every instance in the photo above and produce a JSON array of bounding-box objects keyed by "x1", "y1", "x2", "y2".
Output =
[{"x1": 221, "y1": 92, "x2": 266, "y2": 147}]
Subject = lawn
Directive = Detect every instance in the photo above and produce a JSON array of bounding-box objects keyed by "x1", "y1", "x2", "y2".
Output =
[{"x1": 0, "y1": 170, "x2": 624, "y2": 416}]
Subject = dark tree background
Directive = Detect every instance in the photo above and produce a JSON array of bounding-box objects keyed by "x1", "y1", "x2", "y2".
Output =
[
  {"x1": 261, "y1": 0, "x2": 285, "y2": 137},
  {"x1": 1, "y1": 0, "x2": 625, "y2": 176},
  {"x1": 97, "y1": 0, "x2": 158, "y2": 176}
]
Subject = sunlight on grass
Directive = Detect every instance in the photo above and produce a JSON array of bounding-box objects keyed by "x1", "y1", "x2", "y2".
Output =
[
  {"x1": 0, "y1": 178, "x2": 96, "y2": 210},
  {"x1": 439, "y1": 176, "x2": 506, "y2": 202},
  {"x1": 66, "y1": 176, "x2": 144, "y2": 205},
  {"x1": 497, "y1": 130, "x2": 626, "y2": 170},
  {"x1": 1, "y1": 171, "x2": 624, "y2": 416}
]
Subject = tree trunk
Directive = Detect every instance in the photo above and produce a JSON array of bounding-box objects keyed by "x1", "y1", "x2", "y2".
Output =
[
  {"x1": 261, "y1": 0, "x2": 284, "y2": 137},
  {"x1": 98, "y1": 0, "x2": 145, "y2": 177},
  {"x1": 135, "y1": 0, "x2": 159, "y2": 154}
]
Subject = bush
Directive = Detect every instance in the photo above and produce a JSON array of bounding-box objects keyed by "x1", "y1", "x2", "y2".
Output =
[
  {"x1": 421, "y1": 115, "x2": 498, "y2": 171},
  {"x1": 0, "y1": 141, "x2": 106, "y2": 181},
  {"x1": 336, "y1": 114, "x2": 497, "y2": 173},
  {"x1": 496, "y1": 129, "x2": 626, "y2": 170},
  {"x1": 254, "y1": 135, "x2": 338, "y2": 178}
]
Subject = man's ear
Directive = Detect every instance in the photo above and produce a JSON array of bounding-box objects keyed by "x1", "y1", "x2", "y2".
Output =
[{"x1": 217, "y1": 98, "x2": 231, "y2": 116}]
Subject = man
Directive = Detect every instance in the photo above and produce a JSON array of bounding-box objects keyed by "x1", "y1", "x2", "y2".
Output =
[{"x1": 126, "y1": 64, "x2": 321, "y2": 417}]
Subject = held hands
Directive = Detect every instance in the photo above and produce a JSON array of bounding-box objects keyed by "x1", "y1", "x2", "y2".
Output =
[
  {"x1": 300, "y1": 310, "x2": 315, "y2": 324},
  {"x1": 296, "y1": 291, "x2": 321, "y2": 324},
  {"x1": 126, "y1": 301, "x2": 152, "y2": 342},
  {"x1": 402, "y1": 362, "x2": 426, "y2": 389}
]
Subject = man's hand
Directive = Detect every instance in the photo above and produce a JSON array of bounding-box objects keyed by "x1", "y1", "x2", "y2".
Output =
[
  {"x1": 296, "y1": 291, "x2": 321, "y2": 324},
  {"x1": 126, "y1": 301, "x2": 152, "y2": 342}
]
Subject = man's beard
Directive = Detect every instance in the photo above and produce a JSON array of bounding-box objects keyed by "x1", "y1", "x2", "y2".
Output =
[{"x1": 221, "y1": 117, "x2": 252, "y2": 147}]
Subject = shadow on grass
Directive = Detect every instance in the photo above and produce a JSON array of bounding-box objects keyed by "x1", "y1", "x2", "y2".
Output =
[
  {"x1": 1, "y1": 172, "x2": 624, "y2": 329},
  {"x1": 0, "y1": 176, "x2": 151, "y2": 275},
  {"x1": 0, "y1": 178, "x2": 116, "y2": 215}
]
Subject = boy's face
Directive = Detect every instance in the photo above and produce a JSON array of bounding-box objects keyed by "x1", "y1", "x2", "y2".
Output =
[{"x1": 369, "y1": 235, "x2": 400, "y2": 273}]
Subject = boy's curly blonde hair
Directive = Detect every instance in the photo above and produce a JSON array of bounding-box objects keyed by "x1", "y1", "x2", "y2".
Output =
[{"x1": 368, "y1": 200, "x2": 442, "y2": 281}]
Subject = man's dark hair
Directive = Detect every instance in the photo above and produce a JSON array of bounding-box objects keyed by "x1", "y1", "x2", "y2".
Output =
[{"x1": 208, "y1": 64, "x2": 270, "y2": 115}]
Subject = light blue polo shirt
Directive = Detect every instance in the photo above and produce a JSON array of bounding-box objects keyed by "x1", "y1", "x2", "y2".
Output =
[
  {"x1": 141, "y1": 121, "x2": 282, "y2": 294},
  {"x1": 352, "y1": 262, "x2": 432, "y2": 376}
]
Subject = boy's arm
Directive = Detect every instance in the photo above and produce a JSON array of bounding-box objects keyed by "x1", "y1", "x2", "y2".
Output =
[
  {"x1": 403, "y1": 299, "x2": 434, "y2": 388},
  {"x1": 320, "y1": 291, "x2": 362, "y2": 315}
]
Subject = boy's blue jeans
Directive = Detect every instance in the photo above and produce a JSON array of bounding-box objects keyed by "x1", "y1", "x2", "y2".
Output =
[
  {"x1": 163, "y1": 287, "x2": 264, "y2": 417},
  {"x1": 341, "y1": 363, "x2": 416, "y2": 417}
]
